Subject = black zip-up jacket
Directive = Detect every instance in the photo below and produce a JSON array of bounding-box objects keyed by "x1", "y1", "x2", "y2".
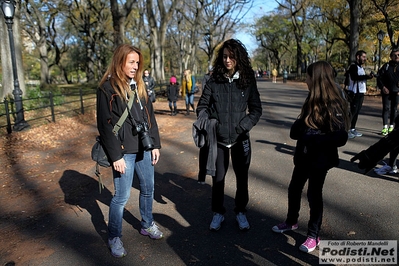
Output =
[
  {"x1": 96, "y1": 80, "x2": 161, "y2": 163},
  {"x1": 377, "y1": 60, "x2": 399, "y2": 93},
  {"x1": 196, "y1": 74, "x2": 262, "y2": 146}
]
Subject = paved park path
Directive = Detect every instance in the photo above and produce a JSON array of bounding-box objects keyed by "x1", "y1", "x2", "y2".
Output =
[{"x1": 1, "y1": 79, "x2": 397, "y2": 266}]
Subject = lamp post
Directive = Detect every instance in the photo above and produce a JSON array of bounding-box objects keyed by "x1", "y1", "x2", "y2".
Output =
[
  {"x1": 377, "y1": 30, "x2": 385, "y2": 71},
  {"x1": 1, "y1": 0, "x2": 29, "y2": 131}
]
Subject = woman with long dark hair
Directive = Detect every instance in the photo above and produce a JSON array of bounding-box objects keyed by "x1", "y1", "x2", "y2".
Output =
[{"x1": 272, "y1": 61, "x2": 350, "y2": 253}]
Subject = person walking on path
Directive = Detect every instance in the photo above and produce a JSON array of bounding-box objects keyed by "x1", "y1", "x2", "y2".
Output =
[
  {"x1": 196, "y1": 39, "x2": 262, "y2": 231},
  {"x1": 377, "y1": 48, "x2": 399, "y2": 136},
  {"x1": 272, "y1": 68, "x2": 278, "y2": 83},
  {"x1": 143, "y1": 69, "x2": 156, "y2": 103},
  {"x1": 347, "y1": 50, "x2": 375, "y2": 139},
  {"x1": 272, "y1": 61, "x2": 350, "y2": 253},
  {"x1": 167, "y1": 75, "x2": 179, "y2": 116},
  {"x1": 372, "y1": 48, "x2": 399, "y2": 175},
  {"x1": 181, "y1": 69, "x2": 196, "y2": 115},
  {"x1": 97, "y1": 44, "x2": 163, "y2": 258}
]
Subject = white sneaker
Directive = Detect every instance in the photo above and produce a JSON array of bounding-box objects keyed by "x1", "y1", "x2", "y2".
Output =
[
  {"x1": 140, "y1": 222, "x2": 163, "y2": 239},
  {"x1": 108, "y1": 237, "x2": 127, "y2": 258},
  {"x1": 351, "y1": 129, "x2": 362, "y2": 137},
  {"x1": 348, "y1": 131, "x2": 356, "y2": 139},
  {"x1": 236, "y1": 212, "x2": 250, "y2": 230},
  {"x1": 374, "y1": 163, "x2": 398, "y2": 175},
  {"x1": 209, "y1": 213, "x2": 224, "y2": 231}
]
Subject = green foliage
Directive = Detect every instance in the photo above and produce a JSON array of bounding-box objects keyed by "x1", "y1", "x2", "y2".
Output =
[{"x1": 25, "y1": 86, "x2": 66, "y2": 110}]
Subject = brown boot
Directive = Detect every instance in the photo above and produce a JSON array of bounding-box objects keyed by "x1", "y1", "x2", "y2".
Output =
[{"x1": 185, "y1": 104, "x2": 190, "y2": 115}]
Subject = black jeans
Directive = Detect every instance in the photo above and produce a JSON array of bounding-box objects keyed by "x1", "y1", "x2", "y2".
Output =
[
  {"x1": 286, "y1": 165, "x2": 328, "y2": 239},
  {"x1": 350, "y1": 93, "x2": 364, "y2": 129},
  {"x1": 212, "y1": 139, "x2": 251, "y2": 214},
  {"x1": 381, "y1": 93, "x2": 399, "y2": 126}
]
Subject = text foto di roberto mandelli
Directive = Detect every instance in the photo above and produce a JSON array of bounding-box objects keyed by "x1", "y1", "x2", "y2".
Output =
[{"x1": 319, "y1": 240, "x2": 397, "y2": 265}]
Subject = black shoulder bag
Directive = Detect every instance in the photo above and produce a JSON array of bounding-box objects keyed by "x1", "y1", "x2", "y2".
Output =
[{"x1": 91, "y1": 95, "x2": 134, "y2": 192}]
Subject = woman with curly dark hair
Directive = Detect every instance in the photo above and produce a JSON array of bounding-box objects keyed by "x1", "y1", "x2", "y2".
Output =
[
  {"x1": 196, "y1": 39, "x2": 262, "y2": 231},
  {"x1": 272, "y1": 61, "x2": 350, "y2": 253}
]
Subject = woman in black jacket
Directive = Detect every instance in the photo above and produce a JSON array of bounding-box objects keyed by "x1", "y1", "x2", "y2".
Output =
[
  {"x1": 97, "y1": 44, "x2": 163, "y2": 258},
  {"x1": 272, "y1": 61, "x2": 350, "y2": 253},
  {"x1": 196, "y1": 39, "x2": 262, "y2": 231}
]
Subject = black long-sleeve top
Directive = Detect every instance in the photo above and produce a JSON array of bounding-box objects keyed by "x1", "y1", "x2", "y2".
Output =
[
  {"x1": 291, "y1": 118, "x2": 348, "y2": 169},
  {"x1": 377, "y1": 60, "x2": 399, "y2": 93}
]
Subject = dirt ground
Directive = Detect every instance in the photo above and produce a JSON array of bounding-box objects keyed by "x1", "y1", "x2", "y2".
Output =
[{"x1": 0, "y1": 98, "x2": 190, "y2": 265}]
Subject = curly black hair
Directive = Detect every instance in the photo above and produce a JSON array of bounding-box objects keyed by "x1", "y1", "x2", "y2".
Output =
[{"x1": 211, "y1": 39, "x2": 255, "y2": 89}]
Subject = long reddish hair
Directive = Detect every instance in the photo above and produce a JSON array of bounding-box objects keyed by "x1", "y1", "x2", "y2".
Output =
[{"x1": 99, "y1": 44, "x2": 147, "y2": 101}]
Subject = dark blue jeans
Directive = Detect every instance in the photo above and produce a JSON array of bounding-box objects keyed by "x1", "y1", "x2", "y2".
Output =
[
  {"x1": 212, "y1": 139, "x2": 251, "y2": 214},
  {"x1": 286, "y1": 165, "x2": 328, "y2": 239}
]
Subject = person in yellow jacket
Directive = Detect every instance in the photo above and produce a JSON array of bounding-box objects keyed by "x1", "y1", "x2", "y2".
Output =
[
  {"x1": 272, "y1": 68, "x2": 278, "y2": 83},
  {"x1": 181, "y1": 69, "x2": 196, "y2": 115}
]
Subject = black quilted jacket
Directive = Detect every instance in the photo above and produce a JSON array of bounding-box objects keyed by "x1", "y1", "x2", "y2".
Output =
[{"x1": 196, "y1": 75, "x2": 262, "y2": 146}]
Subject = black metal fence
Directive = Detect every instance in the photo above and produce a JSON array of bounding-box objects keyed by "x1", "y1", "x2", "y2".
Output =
[
  {"x1": 0, "y1": 88, "x2": 97, "y2": 134},
  {"x1": 0, "y1": 81, "x2": 177, "y2": 134}
]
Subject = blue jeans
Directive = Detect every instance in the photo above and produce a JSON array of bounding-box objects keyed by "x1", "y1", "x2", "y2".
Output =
[
  {"x1": 108, "y1": 152, "x2": 155, "y2": 238},
  {"x1": 185, "y1": 93, "x2": 194, "y2": 105}
]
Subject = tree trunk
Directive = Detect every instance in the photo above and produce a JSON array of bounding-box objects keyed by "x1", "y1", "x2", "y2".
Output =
[
  {"x1": 110, "y1": 0, "x2": 135, "y2": 48},
  {"x1": 152, "y1": 40, "x2": 165, "y2": 81},
  {"x1": 349, "y1": 0, "x2": 360, "y2": 63},
  {"x1": 39, "y1": 43, "x2": 50, "y2": 87},
  {"x1": 86, "y1": 43, "x2": 95, "y2": 82}
]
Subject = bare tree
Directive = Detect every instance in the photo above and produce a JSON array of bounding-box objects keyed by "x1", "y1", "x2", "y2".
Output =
[
  {"x1": 371, "y1": 0, "x2": 399, "y2": 49},
  {"x1": 277, "y1": 0, "x2": 308, "y2": 76},
  {"x1": 48, "y1": 12, "x2": 70, "y2": 83},
  {"x1": 66, "y1": 0, "x2": 111, "y2": 82},
  {"x1": 199, "y1": 0, "x2": 253, "y2": 67},
  {"x1": 21, "y1": 0, "x2": 53, "y2": 87},
  {"x1": 174, "y1": 1, "x2": 208, "y2": 75},
  {"x1": 110, "y1": 0, "x2": 136, "y2": 47},
  {"x1": 145, "y1": 0, "x2": 179, "y2": 81}
]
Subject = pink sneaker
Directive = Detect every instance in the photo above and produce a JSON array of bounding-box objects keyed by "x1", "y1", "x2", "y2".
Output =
[{"x1": 299, "y1": 237, "x2": 320, "y2": 253}]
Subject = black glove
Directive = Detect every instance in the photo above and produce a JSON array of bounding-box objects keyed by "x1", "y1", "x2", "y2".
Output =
[{"x1": 350, "y1": 150, "x2": 374, "y2": 174}]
